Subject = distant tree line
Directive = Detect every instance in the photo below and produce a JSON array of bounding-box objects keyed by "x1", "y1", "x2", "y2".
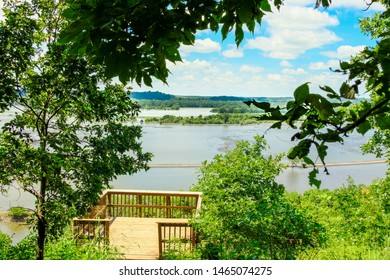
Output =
[
  {"x1": 137, "y1": 98, "x2": 292, "y2": 113},
  {"x1": 144, "y1": 113, "x2": 264, "y2": 125}
]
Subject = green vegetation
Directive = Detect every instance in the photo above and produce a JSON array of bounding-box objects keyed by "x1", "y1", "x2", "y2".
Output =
[
  {"x1": 134, "y1": 93, "x2": 292, "y2": 113},
  {"x1": 1, "y1": 0, "x2": 389, "y2": 261},
  {"x1": 0, "y1": 227, "x2": 122, "y2": 260},
  {"x1": 289, "y1": 178, "x2": 390, "y2": 259},
  {"x1": 245, "y1": 0, "x2": 390, "y2": 188},
  {"x1": 61, "y1": 1, "x2": 331, "y2": 84},
  {"x1": 8, "y1": 207, "x2": 30, "y2": 221},
  {"x1": 144, "y1": 113, "x2": 263, "y2": 125},
  {"x1": 159, "y1": 136, "x2": 389, "y2": 260},
  {"x1": 190, "y1": 136, "x2": 324, "y2": 260},
  {"x1": 161, "y1": 177, "x2": 390, "y2": 260},
  {"x1": 0, "y1": 0, "x2": 152, "y2": 259}
]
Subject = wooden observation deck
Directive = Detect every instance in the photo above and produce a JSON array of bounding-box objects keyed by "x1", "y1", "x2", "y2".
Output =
[{"x1": 73, "y1": 189, "x2": 202, "y2": 260}]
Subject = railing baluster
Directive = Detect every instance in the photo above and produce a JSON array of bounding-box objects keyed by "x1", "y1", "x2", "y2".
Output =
[{"x1": 74, "y1": 190, "x2": 202, "y2": 253}]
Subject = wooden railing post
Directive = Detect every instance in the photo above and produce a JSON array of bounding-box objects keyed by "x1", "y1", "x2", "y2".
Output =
[
  {"x1": 138, "y1": 194, "x2": 143, "y2": 217},
  {"x1": 158, "y1": 223, "x2": 163, "y2": 257},
  {"x1": 108, "y1": 192, "x2": 112, "y2": 217},
  {"x1": 166, "y1": 195, "x2": 171, "y2": 218}
]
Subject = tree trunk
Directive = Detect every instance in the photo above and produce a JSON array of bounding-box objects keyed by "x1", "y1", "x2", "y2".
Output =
[{"x1": 36, "y1": 171, "x2": 47, "y2": 260}]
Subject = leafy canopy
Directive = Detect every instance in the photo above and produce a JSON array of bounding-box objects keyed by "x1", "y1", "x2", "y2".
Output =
[
  {"x1": 191, "y1": 136, "x2": 324, "y2": 260},
  {"x1": 0, "y1": 0, "x2": 152, "y2": 259},
  {"x1": 60, "y1": 0, "x2": 331, "y2": 85},
  {"x1": 245, "y1": 0, "x2": 390, "y2": 187}
]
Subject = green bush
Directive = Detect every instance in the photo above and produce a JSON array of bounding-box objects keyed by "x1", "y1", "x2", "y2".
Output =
[
  {"x1": 191, "y1": 136, "x2": 324, "y2": 260},
  {"x1": 0, "y1": 227, "x2": 121, "y2": 260},
  {"x1": 8, "y1": 207, "x2": 29, "y2": 220},
  {"x1": 288, "y1": 177, "x2": 390, "y2": 259}
]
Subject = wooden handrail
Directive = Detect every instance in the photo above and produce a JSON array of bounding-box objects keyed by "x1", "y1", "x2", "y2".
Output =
[
  {"x1": 157, "y1": 222, "x2": 197, "y2": 258},
  {"x1": 73, "y1": 189, "x2": 202, "y2": 247}
]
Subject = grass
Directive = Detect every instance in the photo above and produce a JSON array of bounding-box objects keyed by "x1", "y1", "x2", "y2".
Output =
[{"x1": 0, "y1": 226, "x2": 123, "y2": 260}]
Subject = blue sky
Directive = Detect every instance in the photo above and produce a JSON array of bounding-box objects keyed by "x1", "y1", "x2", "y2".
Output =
[
  {"x1": 0, "y1": 0, "x2": 384, "y2": 97},
  {"x1": 130, "y1": 0, "x2": 385, "y2": 97}
]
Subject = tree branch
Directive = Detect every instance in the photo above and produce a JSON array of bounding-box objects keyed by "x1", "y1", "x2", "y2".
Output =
[{"x1": 340, "y1": 97, "x2": 390, "y2": 134}]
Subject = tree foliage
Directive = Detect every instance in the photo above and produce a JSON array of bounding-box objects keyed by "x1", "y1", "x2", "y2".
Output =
[
  {"x1": 245, "y1": 0, "x2": 390, "y2": 187},
  {"x1": 59, "y1": 0, "x2": 331, "y2": 85},
  {"x1": 191, "y1": 136, "x2": 324, "y2": 260},
  {"x1": 288, "y1": 177, "x2": 390, "y2": 259},
  {"x1": 0, "y1": 0, "x2": 152, "y2": 259}
]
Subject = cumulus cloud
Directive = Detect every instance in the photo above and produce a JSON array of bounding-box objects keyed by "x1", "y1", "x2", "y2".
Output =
[
  {"x1": 179, "y1": 38, "x2": 221, "y2": 54},
  {"x1": 285, "y1": 0, "x2": 384, "y2": 10},
  {"x1": 321, "y1": 45, "x2": 365, "y2": 59},
  {"x1": 245, "y1": 6, "x2": 341, "y2": 59},
  {"x1": 331, "y1": 0, "x2": 385, "y2": 10},
  {"x1": 222, "y1": 44, "x2": 244, "y2": 58},
  {"x1": 280, "y1": 60, "x2": 293, "y2": 67},
  {"x1": 282, "y1": 68, "x2": 306, "y2": 75},
  {"x1": 309, "y1": 59, "x2": 340, "y2": 70},
  {"x1": 239, "y1": 65, "x2": 263, "y2": 74}
]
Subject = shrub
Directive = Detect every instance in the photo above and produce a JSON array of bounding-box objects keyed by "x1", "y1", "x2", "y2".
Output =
[
  {"x1": 8, "y1": 207, "x2": 29, "y2": 221},
  {"x1": 288, "y1": 177, "x2": 390, "y2": 259},
  {"x1": 191, "y1": 135, "x2": 324, "y2": 260},
  {"x1": 0, "y1": 227, "x2": 121, "y2": 260}
]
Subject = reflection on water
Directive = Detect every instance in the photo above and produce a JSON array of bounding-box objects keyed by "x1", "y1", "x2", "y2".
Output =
[{"x1": 0, "y1": 222, "x2": 30, "y2": 245}]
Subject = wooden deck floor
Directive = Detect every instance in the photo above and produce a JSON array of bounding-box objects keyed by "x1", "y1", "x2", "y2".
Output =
[{"x1": 109, "y1": 217, "x2": 189, "y2": 260}]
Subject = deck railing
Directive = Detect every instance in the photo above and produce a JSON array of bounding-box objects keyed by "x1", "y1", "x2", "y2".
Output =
[
  {"x1": 73, "y1": 189, "x2": 202, "y2": 244},
  {"x1": 157, "y1": 222, "x2": 197, "y2": 257},
  {"x1": 101, "y1": 189, "x2": 202, "y2": 219}
]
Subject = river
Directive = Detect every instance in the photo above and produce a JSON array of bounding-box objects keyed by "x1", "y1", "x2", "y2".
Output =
[
  {"x1": 0, "y1": 108, "x2": 388, "y2": 209},
  {"x1": 0, "y1": 108, "x2": 388, "y2": 242}
]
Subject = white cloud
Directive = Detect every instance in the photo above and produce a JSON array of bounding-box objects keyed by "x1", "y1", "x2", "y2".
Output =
[
  {"x1": 309, "y1": 59, "x2": 340, "y2": 70},
  {"x1": 239, "y1": 65, "x2": 263, "y2": 74},
  {"x1": 179, "y1": 38, "x2": 221, "y2": 54},
  {"x1": 222, "y1": 44, "x2": 244, "y2": 58},
  {"x1": 332, "y1": 0, "x2": 385, "y2": 11},
  {"x1": 245, "y1": 7, "x2": 341, "y2": 59},
  {"x1": 280, "y1": 60, "x2": 293, "y2": 67},
  {"x1": 282, "y1": 68, "x2": 306, "y2": 75},
  {"x1": 286, "y1": 0, "x2": 384, "y2": 10},
  {"x1": 321, "y1": 45, "x2": 365, "y2": 59}
]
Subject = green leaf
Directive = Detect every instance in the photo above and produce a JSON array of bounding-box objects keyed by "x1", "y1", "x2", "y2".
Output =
[
  {"x1": 143, "y1": 73, "x2": 153, "y2": 87},
  {"x1": 303, "y1": 156, "x2": 314, "y2": 166},
  {"x1": 287, "y1": 139, "x2": 312, "y2": 160},
  {"x1": 380, "y1": 58, "x2": 390, "y2": 74},
  {"x1": 209, "y1": 17, "x2": 219, "y2": 32},
  {"x1": 314, "y1": 142, "x2": 328, "y2": 164},
  {"x1": 221, "y1": 22, "x2": 231, "y2": 41},
  {"x1": 244, "y1": 100, "x2": 271, "y2": 111},
  {"x1": 270, "y1": 121, "x2": 282, "y2": 129},
  {"x1": 260, "y1": 0, "x2": 272, "y2": 12},
  {"x1": 357, "y1": 120, "x2": 371, "y2": 135},
  {"x1": 237, "y1": 1, "x2": 253, "y2": 22},
  {"x1": 293, "y1": 83, "x2": 309, "y2": 105},
  {"x1": 309, "y1": 169, "x2": 321, "y2": 189},
  {"x1": 235, "y1": 24, "x2": 244, "y2": 46},
  {"x1": 320, "y1": 85, "x2": 339, "y2": 99},
  {"x1": 306, "y1": 94, "x2": 334, "y2": 118},
  {"x1": 339, "y1": 61, "x2": 350, "y2": 70},
  {"x1": 62, "y1": 8, "x2": 75, "y2": 19},
  {"x1": 376, "y1": 116, "x2": 390, "y2": 130}
]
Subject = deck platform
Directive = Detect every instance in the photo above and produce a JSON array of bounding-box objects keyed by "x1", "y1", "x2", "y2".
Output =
[
  {"x1": 73, "y1": 190, "x2": 202, "y2": 260},
  {"x1": 110, "y1": 217, "x2": 189, "y2": 260}
]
